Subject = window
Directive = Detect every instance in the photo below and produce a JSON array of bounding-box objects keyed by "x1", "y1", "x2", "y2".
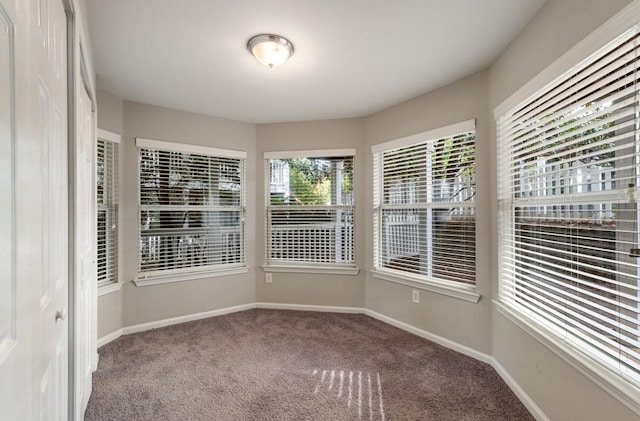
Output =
[
  {"x1": 497, "y1": 25, "x2": 640, "y2": 390},
  {"x1": 372, "y1": 120, "x2": 476, "y2": 293},
  {"x1": 97, "y1": 130, "x2": 120, "y2": 287},
  {"x1": 137, "y1": 138, "x2": 246, "y2": 283},
  {"x1": 264, "y1": 150, "x2": 356, "y2": 272}
]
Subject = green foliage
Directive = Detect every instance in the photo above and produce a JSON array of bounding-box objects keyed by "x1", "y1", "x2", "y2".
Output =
[
  {"x1": 288, "y1": 157, "x2": 330, "y2": 184},
  {"x1": 520, "y1": 103, "x2": 616, "y2": 168},
  {"x1": 433, "y1": 134, "x2": 476, "y2": 181},
  {"x1": 281, "y1": 157, "x2": 353, "y2": 205},
  {"x1": 287, "y1": 159, "x2": 330, "y2": 205},
  {"x1": 341, "y1": 159, "x2": 354, "y2": 193}
]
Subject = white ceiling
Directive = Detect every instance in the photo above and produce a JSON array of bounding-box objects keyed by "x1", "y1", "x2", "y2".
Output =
[{"x1": 87, "y1": 0, "x2": 546, "y2": 124}]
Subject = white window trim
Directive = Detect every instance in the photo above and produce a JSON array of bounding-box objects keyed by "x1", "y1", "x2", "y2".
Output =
[
  {"x1": 134, "y1": 266, "x2": 249, "y2": 287},
  {"x1": 262, "y1": 264, "x2": 360, "y2": 276},
  {"x1": 372, "y1": 119, "x2": 478, "y2": 297},
  {"x1": 136, "y1": 137, "x2": 247, "y2": 160},
  {"x1": 136, "y1": 137, "x2": 248, "y2": 284},
  {"x1": 371, "y1": 120, "x2": 475, "y2": 153},
  {"x1": 263, "y1": 149, "x2": 358, "y2": 272},
  {"x1": 495, "y1": 301, "x2": 640, "y2": 415},
  {"x1": 264, "y1": 148, "x2": 356, "y2": 160},
  {"x1": 97, "y1": 129, "x2": 122, "y2": 292},
  {"x1": 493, "y1": 2, "x2": 640, "y2": 414},
  {"x1": 97, "y1": 128, "x2": 121, "y2": 145},
  {"x1": 371, "y1": 269, "x2": 480, "y2": 303},
  {"x1": 97, "y1": 281, "x2": 122, "y2": 296},
  {"x1": 493, "y1": 1, "x2": 640, "y2": 119}
]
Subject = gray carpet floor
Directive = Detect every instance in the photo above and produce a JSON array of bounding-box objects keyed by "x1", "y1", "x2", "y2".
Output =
[{"x1": 85, "y1": 309, "x2": 534, "y2": 420}]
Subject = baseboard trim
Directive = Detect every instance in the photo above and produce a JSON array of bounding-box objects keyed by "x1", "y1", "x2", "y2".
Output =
[
  {"x1": 255, "y1": 302, "x2": 364, "y2": 313},
  {"x1": 364, "y1": 309, "x2": 547, "y2": 419},
  {"x1": 95, "y1": 302, "x2": 547, "y2": 420},
  {"x1": 363, "y1": 309, "x2": 493, "y2": 364},
  {"x1": 491, "y1": 358, "x2": 549, "y2": 421},
  {"x1": 122, "y1": 303, "x2": 257, "y2": 335},
  {"x1": 97, "y1": 303, "x2": 361, "y2": 348},
  {"x1": 97, "y1": 328, "x2": 123, "y2": 348}
]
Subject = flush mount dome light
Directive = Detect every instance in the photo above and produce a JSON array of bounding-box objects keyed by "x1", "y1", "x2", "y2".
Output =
[{"x1": 247, "y1": 34, "x2": 294, "y2": 69}]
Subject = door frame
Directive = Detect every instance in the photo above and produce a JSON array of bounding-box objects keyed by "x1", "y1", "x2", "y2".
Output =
[
  {"x1": 64, "y1": 0, "x2": 97, "y2": 418},
  {"x1": 64, "y1": 2, "x2": 76, "y2": 418}
]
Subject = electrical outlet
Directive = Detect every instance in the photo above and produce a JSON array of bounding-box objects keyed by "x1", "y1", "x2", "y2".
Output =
[
  {"x1": 412, "y1": 290, "x2": 419, "y2": 303},
  {"x1": 265, "y1": 273, "x2": 273, "y2": 284}
]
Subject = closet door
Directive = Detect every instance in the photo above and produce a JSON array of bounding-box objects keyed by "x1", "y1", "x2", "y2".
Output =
[{"x1": 0, "y1": 0, "x2": 70, "y2": 419}]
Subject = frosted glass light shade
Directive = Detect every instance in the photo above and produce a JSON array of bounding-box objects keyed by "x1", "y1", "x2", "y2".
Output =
[{"x1": 247, "y1": 34, "x2": 294, "y2": 69}]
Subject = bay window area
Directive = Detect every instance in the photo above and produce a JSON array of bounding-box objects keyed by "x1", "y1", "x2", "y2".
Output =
[
  {"x1": 97, "y1": 130, "x2": 120, "y2": 290},
  {"x1": 264, "y1": 150, "x2": 356, "y2": 273},
  {"x1": 372, "y1": 120, "x2": 477, "y2": 300},
  {"x1": 136, "y1": 138, "x2": 247, "y2": 285},
  {"x1": 497, "y1": 24, "x2": 640, "y2": 396}
]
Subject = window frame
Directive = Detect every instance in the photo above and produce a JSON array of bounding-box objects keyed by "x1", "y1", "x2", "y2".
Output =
[
  {"x1": 96, "y1": 129, "x2": 122, "y2": 295},
  {"x1": 135, "y1": 137, "x2": 248, "y2": 286},
  {"x1": 263, "y1": 149, "x2": 359, "y2": 275},
  {"x1": 371, "y1": 120, "x2": 479, "y2": 303},
  {"x1": 494, "y1": 2, "x2": 640, "y2": 413}
]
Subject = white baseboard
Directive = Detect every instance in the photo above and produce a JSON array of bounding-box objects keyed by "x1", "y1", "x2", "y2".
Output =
[
  {"x1": 122, "y1": 303, "x2": 257, "y2": 335},
  {"x1": 363, "y1": 309, "x2": 493, "y2": 364},
  {"x1": 96, "y1": 303, "x2": 360, "y2": 347},
  {"x1": 364, "y1": 309, "x2": 547, "y2": 419},
  {"x1": 491, "y1": 359, "x2": 549, "y2": 421},
  {"x1": 94, "y1": 301, "x2": 546, "y2": 420},
  {"x1": 97, "y1": 328, "x2": 124, "y2": 348},
  {"x1": 255, "y1": 302, "x2": 364, "y2": 313}
]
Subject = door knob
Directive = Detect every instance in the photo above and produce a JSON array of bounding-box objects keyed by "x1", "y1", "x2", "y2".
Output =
[{"x1": 55, "y1": 309, "x2": 66, "y2": 322}]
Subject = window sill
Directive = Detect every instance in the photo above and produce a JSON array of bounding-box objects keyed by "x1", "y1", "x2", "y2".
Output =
[
  {"x1": 135, "y1": 266, "x2": 249, "y2": 287},
  {"x1": 494, "y1": 300, "x2": 640, "y2": 415},
  {"x1": 262, "y1": 265, "x2": 360, "y2": 276},
  {"x1": 370, "y1": 269, "x2": 480, "y2": 303},
  {"x1": 98, "y1": 282, "x2": 123, "y2": 296}
]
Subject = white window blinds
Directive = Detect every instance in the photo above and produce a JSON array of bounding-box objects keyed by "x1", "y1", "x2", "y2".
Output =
[
  {"x1": 497, "y1": 26, "x2": 640, "y2": 386},
  {"x1": 265, "y1": 150, "x2": 355, "y2": 267},
  {"x1": 373, "y1": 120, "x2": 476, "y2": 286},
  {"x1": 97, "y1": 137, "x2": 119, "y2": 286},
  {"x1": 137, "y1": 138, "x2": 246, "y2": 279}
]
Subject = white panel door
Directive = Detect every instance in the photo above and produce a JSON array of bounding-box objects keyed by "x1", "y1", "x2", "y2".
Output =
[
  {"x1": 0, "y1": 0, "x2": 26, "y2": 417},
  {"x1": 32, "y1": 0, "x2": 69, "y2": 420},
  {"x1": 0, "y1": 0, "x2": 69, "y2": 419},
  {"x1": 74, "y1": 74, "x2": 95, "y2": 420}
]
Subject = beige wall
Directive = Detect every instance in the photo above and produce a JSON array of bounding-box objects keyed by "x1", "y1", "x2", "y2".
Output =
[
  {"x1": 120, "y1": 101, "x2": 257, "y2": 326},
  {"x1": 488, "y1": 1, "x2": 638, "y2": 420},
  {"x1": 96, "y1": 89, "x2": 123, "y2": 135},
  {"x1": 363, "y1": 70, "x2": 493, "y2": 354},
  {"x1": 96, "y1": 89, "x2": 124, "y2": 339},
  {"x1": 255, "y1": 119, "x2": 366, "y2": 307},
  {"x1": 488, "y1": 0, "x2": 634, "y2": 108}
]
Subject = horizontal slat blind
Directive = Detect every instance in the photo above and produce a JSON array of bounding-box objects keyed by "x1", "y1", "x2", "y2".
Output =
[
  {"x1": 497, "y1": 25, "x2": 640, "y2": 385},
  {"x1": 266, "y1": 155, "x2": 355, "y2": 266},
  {"x1": 373, "y1": 125, "x2": 476, "y2": 286},
  {"x1": 138, "y1": 142, "x2": 246, "y2": 278},
  {"x1": 97, "y1": 139, "x2": 119, "y2": 286}
]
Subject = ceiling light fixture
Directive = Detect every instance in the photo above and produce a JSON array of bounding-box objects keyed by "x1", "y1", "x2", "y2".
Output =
[{"x1": 247, "y1": 34, "x2": 294, "y2": 69}]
